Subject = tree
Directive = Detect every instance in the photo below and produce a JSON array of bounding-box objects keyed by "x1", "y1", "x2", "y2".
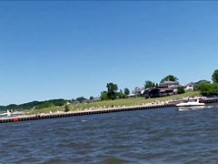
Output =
[
  {"x1": 124, "y1": 88, "x2": 130, "y2": 96},
  {"x1": 76, "y1": 97, "x2": 87, "y2": 103},
  {"x1": 160, "y1": 75, "x2": 178, "y2": 83},
  {"x1": 144, "y1": 80, "x2": 155, "y2": 89},
  {"x1": 36, "y1": 102, "x2": 54, "y2": 109},
  {"x1": 89, "y1": 96, "x2": 94, "y2": 100},
  {"x1": 177, "y1": 86, "x2": 185, "y2": 94},
  {"x1": 198, "y1": 83, "x2": 218, "y2": 96},
  {"x1": 100, "y1": 91, "x2": 108, "y2": 100},
  {"x1": 64, "y1": 105, "x2": 70, "y2": 112},
  {"x1": 212, "y1": 69, "x2": 218, "y2": 83},
  {"x1": 106, "y1": 82, "x2": 118, "y2": 100},
  {"x1": 117, "y1": 89, "x2": 126, "y2": 99}
]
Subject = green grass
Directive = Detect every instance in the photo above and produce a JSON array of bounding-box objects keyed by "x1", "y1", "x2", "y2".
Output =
[{"x1": 25, "y1": 91, "x2": 200, "y2": 115}]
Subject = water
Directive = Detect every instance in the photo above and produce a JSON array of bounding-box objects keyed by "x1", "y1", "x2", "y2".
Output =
[{"x1": 1, "y1": 106, "x2": 218, "y2": 163}]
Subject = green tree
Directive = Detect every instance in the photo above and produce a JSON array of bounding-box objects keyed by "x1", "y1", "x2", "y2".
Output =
[
  {"x1": 100, "y1": 91, "x2": 108, "y2": 100},
  {"x1": 106, "y1": 82, "x2": 118, "y2": 100},
  {"x1": 212, "y1": 69, "x2": 218, "y2": 83},
  {"x1": 76, "y1": 97, "x2": 87, "y2": 103},
  {"x1": 177, "y1": 86, "x2": 185, "y2": 94},
  {"x1": 160, "y1": 75, "x2": 178, "y2": 83},
  {"x1": 198, "y1": 83, "x2": 218, "y2": 96},
  {"x1": 36, "y1": 102, "x2": 54, "y2": 109},
  {"x1": 124, "y1": 88, "x2": 130, "y2": 96},
  {"x1": 117, "y1": 89, "x2": 126, "y2": 99},
  {"x1": 89, "y1": 96, "x2": 94, "y2": 100},
  {"x1": 64, "y1": 105, "x2": 70, "y2": 112},
  {"x1": 144, "y1": 80, "x2": 155, "y2": 89}
]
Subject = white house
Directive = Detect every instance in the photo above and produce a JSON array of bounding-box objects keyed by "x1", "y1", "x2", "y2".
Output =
[{"x1": 185, "y1": 84, "x2": 194, "y2": 91}]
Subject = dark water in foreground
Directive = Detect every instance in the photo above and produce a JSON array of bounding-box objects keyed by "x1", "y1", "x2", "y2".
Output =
[{"x1": 1, "y1": 106, "x2": 218, "y2": 163}]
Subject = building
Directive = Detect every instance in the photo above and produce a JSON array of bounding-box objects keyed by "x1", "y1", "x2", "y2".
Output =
[
  {"x1": 184, "y1": 80, "x2": 210, "y2": 91},
  {"x1": 145, "y1": 81, "x2": 179, "y2": 98},
  {"x1": 184, "y1": 83, "x2": 194, "y2": 91},
  {"x1": 159, "y1": 81, "x2": 179, "y2": 89}
]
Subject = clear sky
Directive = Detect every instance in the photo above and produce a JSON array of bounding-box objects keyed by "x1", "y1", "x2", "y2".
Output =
[{"x1": 1, "y1": 1, "x2": 218, "y2": 105}]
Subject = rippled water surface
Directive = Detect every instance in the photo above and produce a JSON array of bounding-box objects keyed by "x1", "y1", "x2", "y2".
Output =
[{"x1": 1, "y1": 106, "x2": 218, "y2": 163}]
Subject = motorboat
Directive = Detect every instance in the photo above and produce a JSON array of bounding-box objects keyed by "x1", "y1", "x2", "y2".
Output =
[
  {"x1": 177, "y1": 106, "x2": 205, "y2": 111},
  {"x1": 0, "y1": 110, "x2": 11, "y2": 118},
  {"x1": 176, "y1": 99, "x2": 205, "y2": 107},
  {"x1": 0, "y1": 110, "x2": 23, "y2": 118},
  {"x1": 176, "y1": 99, "x2": 205, "y2": 111}
]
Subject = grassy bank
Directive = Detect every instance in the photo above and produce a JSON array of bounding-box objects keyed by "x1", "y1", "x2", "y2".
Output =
[{"x1": 25, "y1": 91, "x2": 200, "y2": 115}]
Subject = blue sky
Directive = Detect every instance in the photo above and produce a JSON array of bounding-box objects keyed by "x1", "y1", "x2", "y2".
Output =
[{"x1": 1, "y1": 1, "x2": 218, "y2": 105}]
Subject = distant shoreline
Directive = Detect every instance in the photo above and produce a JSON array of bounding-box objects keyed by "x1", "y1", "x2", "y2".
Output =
[{"x1": 1, "y1": 96, "x2": 218, "y2": 123}]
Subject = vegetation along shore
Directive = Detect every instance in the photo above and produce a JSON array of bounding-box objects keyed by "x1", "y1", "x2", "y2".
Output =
[{"x1": 1, "y1": 69, "x2": 218, "y2": 116}]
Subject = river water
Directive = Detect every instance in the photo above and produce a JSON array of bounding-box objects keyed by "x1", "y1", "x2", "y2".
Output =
[{"x1": 1, "y1": 105, "x2": 218, "y2": 163}]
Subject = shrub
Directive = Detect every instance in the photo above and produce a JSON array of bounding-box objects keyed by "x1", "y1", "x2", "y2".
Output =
[
  {"x1": 177, "y1": 86, "x2": 185, "y2": 94},
  {"x1": 36, "y1": 102, "x2": 54, "y2": 109},
  {"x1": 64, "y1": 105, "x2": 70, "y2": 112}
]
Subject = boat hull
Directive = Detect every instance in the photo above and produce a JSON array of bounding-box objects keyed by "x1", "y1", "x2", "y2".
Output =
[
  {"x1": 176, "y1": 104, "x2": 205, "y2": 107},
  {"x1": 178, "y1": 106, "x2": 205, "y2": 111}
]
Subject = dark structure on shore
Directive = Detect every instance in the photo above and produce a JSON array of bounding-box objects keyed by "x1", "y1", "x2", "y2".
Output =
[{"x1": 145, "y1": 81, "x2": 179, "y2": 98}]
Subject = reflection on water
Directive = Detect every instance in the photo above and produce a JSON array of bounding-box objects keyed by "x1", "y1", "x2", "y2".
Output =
[{"x1": 1, "y1": 106, "x2": 218, "y2": 163}]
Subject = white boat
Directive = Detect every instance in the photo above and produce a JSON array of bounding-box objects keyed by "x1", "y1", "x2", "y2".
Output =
[
  {"x1": 0, "y1": 110, "x2": 11, "y2": 117},
  {"x1": 176, "y1": 99, "x2": 205, "y2": 111},
  {"x1": 176, "y1": 99, "x2": 205, "y2": 107},
  {"x1": 177, "y1": 106, "x2": 205, "y2": 111}
]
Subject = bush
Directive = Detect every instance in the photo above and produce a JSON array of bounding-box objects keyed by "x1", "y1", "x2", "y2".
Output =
[
  {"x1": 198, "y1": 83, "x2": 218, "y2": 96},
  {"x1": 177, "y1": 86, "x2": 185, "y2": 94},
  {"x1": 64, "y1": 105, "x2": 70, "y2": 112},
  {"x1": 36, "y1": 102, "x2": 54, "y2": 109}
]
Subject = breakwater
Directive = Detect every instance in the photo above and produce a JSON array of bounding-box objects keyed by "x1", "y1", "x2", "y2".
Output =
[
  {"x1": 1, "y1": 97, "x2": 218, "y2": 124},
  {"x1": 0, "y1": 103, "x2": 174, "y2": 124},
  {"x1": 200, "y1": 98, "x2": 218, "y2": 103}
]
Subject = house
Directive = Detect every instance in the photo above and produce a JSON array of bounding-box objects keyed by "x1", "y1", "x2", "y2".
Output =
[
  {"x1": 145, "y1": 81, "x2": 179, "y2": 98},
  {"x1": 146, "y1": 88, "x2": 161, "y2": 98},
  {"x1": 158, "y1": 81, "x2": 179, "y2": 94},
  {"x1": 184, "y1": 80, "x2": 210, "y2": 91},
  {"x1": 145, "y1": 88, "x2": 175, "y2": 98},
  {"x1": 185, "y1": 83, "x2": 194, "y2": 91},
  {"x1": 194, "y1": 80, "x2": 210, "y2": 87},
  {"x1": 133, "y1": 87, "x2": 145, "y2": 97},
  {"x1": 159, "y1": 81, "x2": 179, "y2": 89}
]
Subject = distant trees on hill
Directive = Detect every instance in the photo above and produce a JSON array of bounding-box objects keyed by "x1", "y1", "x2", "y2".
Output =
[
  {"x1": 100, "y1": 82, "x2": 130, "y2": 100},
  {"x1": 196, "y1": 69, "x2": 218, "y2": 96},
  {"x1": 76, "y1": 97, "x2": 87, "y2": 103},
  {"x1": 3, "y1": 69, "x2": 218, "y2": 112},
  {"x1": 160, "y1": 75, "x2": 178, "y2": 83},
  {"x1": 0, "y1": 99, "x2": 69, "y2": 111},
  {"x1": 197, "y1": 83, "x2": 218, "y2": 96}
]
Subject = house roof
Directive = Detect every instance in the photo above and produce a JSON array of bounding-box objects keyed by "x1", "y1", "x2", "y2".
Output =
[{"x1": 160, "y1": 81, "x2": 179, "y2": 84}]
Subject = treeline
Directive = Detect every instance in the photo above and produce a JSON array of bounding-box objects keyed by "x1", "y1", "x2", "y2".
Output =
[
  {"x1": 100, "y1": 75, "x2": 179, "y2": 100},
  {"x1": 1, "y1": 69, "x2": 218, "y2": 111},
  {"x1": 100, "y1": 82, "x2": 130, "y2": 100},
  {"x1": 197, "y1": 69, "x2": 218, "y2": 96},
  {"x1": 0, "y1": 99, "x2": 69, "y2": 112},
  {"x1": 198, "y1": 83, "x2": 218, "y2": 96}
]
